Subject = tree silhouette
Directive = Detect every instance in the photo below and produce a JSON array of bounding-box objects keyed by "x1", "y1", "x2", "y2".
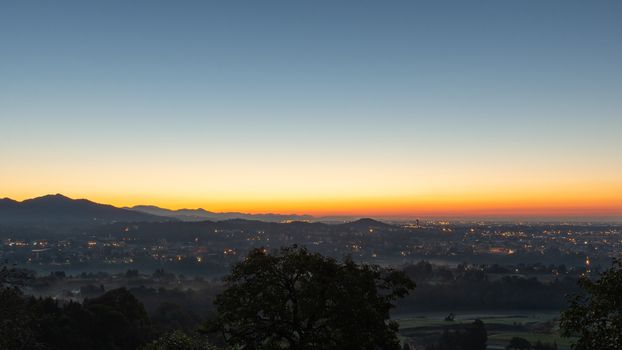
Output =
[
  {"x1": 425, "y1": 320, "x2": 487, "y2": 350},
  {"x1": 561, "y1": 259, "x2": 622, "y2": 349},
  {"x1": 506, "y1": 337, "x2": 531, "y2": 350},
  {"x1": 141, "y1": 330, "x2": 218, "y2": 350},
  {"x1": 206, "y1": 246, "x2": 415, "y2": 349},
  {"x1": 84, "y1": 288, "x2": 153, "y2": 349}
]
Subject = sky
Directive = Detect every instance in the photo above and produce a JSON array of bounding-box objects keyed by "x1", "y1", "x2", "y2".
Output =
[{"x1": 1, "y1": 1, "x2": 621, "y2": 219}]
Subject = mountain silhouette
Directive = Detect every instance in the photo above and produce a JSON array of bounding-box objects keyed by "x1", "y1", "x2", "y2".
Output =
[
  {"x1": 338, "y1": 218, "x2": 394, "y2": 230},
  {"x1": 129, "y1": 205, "x2": 314, "y2": 222},
  {"x1": 0, "y1": 195, "x2": 397, "y2": 230},
  {"x1": 0, "y1": 194, "x2": 170, "y2": 226}
]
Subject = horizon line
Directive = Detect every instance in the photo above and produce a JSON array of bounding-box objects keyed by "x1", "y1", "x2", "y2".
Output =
[{"x1": 3, "y1": 193, "x2": 621, "y2": 223}]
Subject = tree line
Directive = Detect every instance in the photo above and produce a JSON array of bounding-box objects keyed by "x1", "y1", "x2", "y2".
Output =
[{"x1": 1, "y1": 248, "x2": 621, "y2": 349}]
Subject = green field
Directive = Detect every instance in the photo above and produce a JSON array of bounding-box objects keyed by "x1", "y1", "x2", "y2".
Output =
[{"x1": 396, "y1": 311, "x2": 575, "y2": 349}]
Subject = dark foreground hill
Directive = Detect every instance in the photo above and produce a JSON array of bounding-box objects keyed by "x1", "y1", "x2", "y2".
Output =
[{"x1": 90, "y1": 217, "x2": 399, "y2": 244}]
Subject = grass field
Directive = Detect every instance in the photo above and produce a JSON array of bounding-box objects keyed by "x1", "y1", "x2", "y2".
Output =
[{"x1": 396, "y1": 311, "x2": 575, "y2": 349}]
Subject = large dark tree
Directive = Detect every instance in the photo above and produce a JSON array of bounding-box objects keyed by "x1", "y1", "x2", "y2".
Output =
[
  {"x1": 207, "y1": 246, "x2": 415, "y2": 349},
  {"x1": 560, "y1": 260, "x2": 622, "y2": 350},
  {"x1": 83, "y1": 288, "x2": 153, "y2": 349}
]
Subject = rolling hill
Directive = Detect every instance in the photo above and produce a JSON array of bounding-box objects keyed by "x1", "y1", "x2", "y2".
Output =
[
  {"x1": 129, "y1": 205, "x2": 314, "y2": 222},
  {"x1": 0, "y1": 194, "x2": 170, "y2": 226}
]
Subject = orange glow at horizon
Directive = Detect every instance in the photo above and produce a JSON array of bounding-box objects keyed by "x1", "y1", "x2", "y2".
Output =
[
  {"x1": 2, "y1": 149, "x2": 621, "y2": 219},
  {"x1": 4, "y1": 187, "x2": 621, "y2": 219}
]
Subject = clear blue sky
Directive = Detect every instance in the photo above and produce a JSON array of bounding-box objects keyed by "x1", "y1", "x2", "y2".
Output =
[{"x1": 1, "y1": 1, "x2": 621, "y2": 217}]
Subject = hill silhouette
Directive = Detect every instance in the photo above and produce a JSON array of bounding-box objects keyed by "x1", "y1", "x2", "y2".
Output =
[
  {"x1": 338, "y1": 218, "x2": 395, "y2": 230},
  {"x1": 129, "y1": 205, "x2": 314, "y2": 222},
  {"x1": 0, "y1": 195, "x2": 397, "y2": 232},
  {"x1": 89, "y1": 217, "x2": 399, "y2": 244},
  {"x1": 0, "y1": 194, "x2": 170, "y2": 226}
]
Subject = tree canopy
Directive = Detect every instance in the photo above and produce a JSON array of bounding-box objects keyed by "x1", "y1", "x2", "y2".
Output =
[
  {"x1": 425, "y1": 319, "x2": 487, "y2": 350},
  {"x1": 141, "y1": 330, "x2": 217, "y2": 350},
  {"x1": 506, "y1": 337, "x2": 531, "y2": 350},
  {"x1": 0, "y1": 286, "x2": 153, "y2": 350},
  {"x1": 207, "y1": 246, "x2": 415, "y2": 349},
  {"x1": 560, "y1": 259, "x2": 622, "y2": 350}
]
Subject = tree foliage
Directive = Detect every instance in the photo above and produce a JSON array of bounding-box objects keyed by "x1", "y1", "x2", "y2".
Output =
[
  {"x1": 0, "y1": 287, "x2": 153, "y2": 350},
  {"x1": 0, "y1": 287, "x2": 44, "y2": 349},
  {"x1": 141, "y1": 330, "x2": 218, "y2": 350},
  {"x1": 207, "y1": 246, "x2": 415, "y2": 349},
  {"x1": 0, "y1": 264, "x2": 34, "y2": 288},
  {"x1": 506, "y1": 337, "x2": 531, "y2": 350},
  {"x1": 560, "y1": 259, "x2": 622, "y2": 350},
  {"x1": 425, "y1": 320, "x2": 487, "y2": 350}
]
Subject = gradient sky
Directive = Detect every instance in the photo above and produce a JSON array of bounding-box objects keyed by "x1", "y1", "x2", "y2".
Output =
[{"x1": 1, "y1": 1, "x2": 621, "y2": 219}]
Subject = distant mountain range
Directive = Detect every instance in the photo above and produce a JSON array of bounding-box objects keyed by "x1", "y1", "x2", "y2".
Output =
[
  {"x1": 0, "y1": 194, "x2": 319, "y2": 227},
  {"x1": 0, "y1": 194, "x2": 397, "y2": 230},
  {"x1": 0, "y1": 194, "x2": 168, "y2": 226},
  {"x1": 128, "y1": 205, "x2": 314, "y2": 223}
]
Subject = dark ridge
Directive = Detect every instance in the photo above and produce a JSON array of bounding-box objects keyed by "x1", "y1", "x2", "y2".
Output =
[
  {"x1": 339, "y1": 218, "x2": 395, "y2": 229},
  {"x1": 129, "y1": 204, "x2": 314, "y2": 222},
  {"x1": 0, "y1": 194, "x2": 171, "y2": 227}
]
